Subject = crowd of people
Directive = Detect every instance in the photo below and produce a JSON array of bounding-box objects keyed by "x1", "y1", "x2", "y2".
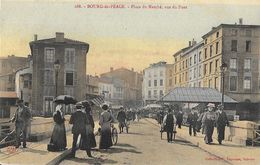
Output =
[{"x1": 159, "y1": 103, "x2": 229, "y2": 145}]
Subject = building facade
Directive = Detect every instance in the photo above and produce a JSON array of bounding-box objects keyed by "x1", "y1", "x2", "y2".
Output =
[
  {"x1": 98, "y1": 76, "x2": 124, "y2": 105},
  {"x1": 142, "y1": 61, "x2": 168, "y2": 105},
  {"x1": 86, "y1": 75, "x2": 100, "y2": 99},
  {"x1": 100, "y1": 67, "x2": 142, "y2": 107},
  {"x1": 0, "y1": 55, "x2": 29, "y2": 91},
  {"x1": 29, "y1": 32, "x2": 89, "y2": 115}
]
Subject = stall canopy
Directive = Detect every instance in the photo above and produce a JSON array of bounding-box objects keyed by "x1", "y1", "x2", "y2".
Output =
[
  {"x1": 159, "y1": 87, "x2": 237, "y2": 103},
  {"x1": 144, "y1": 104, "x2": 162, "y2": 109}
]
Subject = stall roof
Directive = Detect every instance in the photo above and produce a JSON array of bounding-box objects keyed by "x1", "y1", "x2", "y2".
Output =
[
  {"x1": 0, "y1": 91, "x2": 18, "y2": 99},
  {"x1": 159, "y1": 87, "x2": 237, "y2": 103}
]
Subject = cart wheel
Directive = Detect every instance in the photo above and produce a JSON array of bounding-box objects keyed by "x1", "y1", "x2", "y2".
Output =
[{"x1": 111, "y1": 128, "x2": 118, "y2": 145}]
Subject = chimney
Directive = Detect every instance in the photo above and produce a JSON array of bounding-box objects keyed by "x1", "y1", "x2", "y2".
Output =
[
  {"x1": 192, "y1": 38, "x2": 196, "y2": 46},
  {"x1": 55, "y1": 32, "x2": 65, "y2": 42},
  {"x1": 110, "y1": 67, "x2": 114, "y2": 72},
  {"x1": 34, "y1": 34, "x2": 37, "y2": 41},
  {"x1": 131, "y1": 68, "x2": 134, "y2": 72},
  {"x1": 239, "y1": 18, "x2": 243, "y2": 25},
  {"x1": 189, "y1": 41, "x2": 191, "y2": 47}
]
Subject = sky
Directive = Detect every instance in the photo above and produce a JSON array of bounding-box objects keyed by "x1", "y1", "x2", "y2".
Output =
[{"x1": 1, "y1": 0, "x2": 260, "y2": 75}]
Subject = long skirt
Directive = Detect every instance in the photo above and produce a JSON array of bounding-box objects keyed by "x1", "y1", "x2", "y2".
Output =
[
  {"x1": 50, "y1": 123, "x2": 67, "y2": 150},
  {"x1": 204, "y1": 121, "x2": 214, "y2": 144},
  {"x1": 99, "y1": 123, "x2": 112, "y2": 149},
  {"x1": 80, "y1": 132, "x2": 97, "y2": 150}
]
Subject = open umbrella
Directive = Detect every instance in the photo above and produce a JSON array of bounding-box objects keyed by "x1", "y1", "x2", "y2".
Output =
[{"x1": 54, "y1": 95, "x2": 77, "y2": 105}]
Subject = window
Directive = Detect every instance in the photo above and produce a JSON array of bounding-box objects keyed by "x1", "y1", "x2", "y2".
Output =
[
  {"x1": 182, "y1": 73, "x2": 184, "y2": 82},
  {"x1": 199, "y1": 51, "x2": 202, "y2": 62},
  {"x1": 245, "y1": 30, "x2": 252, "y2": 36},
  {"x1": 179, "y1": 75, "x2": 181, "y2": 83},
  {"x1": 216, "y1": 32, "x2": 219, "y2": 38},
  {"x1": 189, "y1": 69, "x2": 192, "y2": 80},
  {"x1": 199, "y1": 66, "x2": 201, "y2": 77},
  {"x1": 215, "y1": 59, "x2": 219, "y2": 71},
  {"x1": 209, "y1": 79, "x2": 212, "y2": 88},
  {"x1": 246, "y1": 41, "x2": 251, "y2": 52},
  {"x1": 148, "y1": 80, "x2": 151, "y2": 87},
  {"x1": 45, "y1": 48, "x2": 55, "y2": 62},
  {"x1": 205, "y1": 39, "x2": 207, "y2": 44},
  {"x1": 154, "y1": 90, "x2": 157, "y2": 98},
  {"x1": 209, "y1": 62, "x2": 213, "y2": 73},
  {"x1": 244, "y1": 59, "x2": 251, "y2": 70},
  {"x1": 231, "y1": 40, "x2": 237, "y2": 52},
  {"x1": 216, "y1": 42, "x2": 219, "y2": 54},
  {"x1": 194, "y1": 54, "x2": 197, "y2": 64},
  {"x1": 186, "y1": 59, "x2": 188, "y2": 68},
  {"x1": 65, "y1": 72, "x2": 74, "y2": 86},
  {"x1": 244, "y1": 77, "x2": 251, "y2": 89},
  {"x1": 204, "y1": 64, "x2": 207, "y2": 75},
  {"x1": 194, "y1": 68, "x2": 196, "y2": 79},
  {"x1": 148, "y1": 91, "x2": 151, "y2": 98},
  {"x1": 160, "y1": 79, "x2": 163, "y2": 86},
  {"x1": 175, "y1": 57, "x2": 177, "y2": 63},
  {"x1": 182, "y1": 61, "x2": 185, "y2": 69},
  {"x1": 160, "y1": 71, "x2": 163, "y2": 77},
  {"x1": 44, "y1": 70, "x2": 54, "y2": 85},
  {"x1": 198, "y1": 81, "x2": 201, "y2": 87},
  {"x1": 231, "y1": 29, "x2": 238, "y2": 36},
  {"x1": 230, "y1": 58, "x2": 237, "y2": 69},
  {"x1": 210, "y1": 45, "x2": 213, "y2": 57},
  {"x1": 204, "y1": 48, "x2": 207, "y2": 59},
  {"x1": 174, "y1": 77, "x2": 177, "y2": 85},
  {"x1": 214, "y1": 77, "x2": 218, "y2": 89},
  {"x1": 230, "y1": 76, "x2": 237, "y2": 91},
  {"x1": 65, "y1": 48, "x2": 75, "y2": 64},
  {"x1": 169, "y1": 79, "x2": 172, "y2": 86},
  {"x1": 0, "y1": 108, "x2": 10, "y2": 118},
  {"x1": 190, "y1": 57, "x2": 192, "y2": 66},
  {"x1": 154, "y1": 80, "x2": 157, "y2": 87},
  {"x1": 174, "y1": 65, "x2": 177, "y2": 73},
  {"x1": 159, "y1": 90, "x2": 163, "y2": 97}
]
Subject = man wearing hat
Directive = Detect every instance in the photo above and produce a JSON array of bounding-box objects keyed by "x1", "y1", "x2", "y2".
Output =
[
  {"x1": 117, "y1": 107, "x2": 126, "y2": 133},
  {"x1": 202, "y1": 103, "x2": 216, "y2": 144},
  {"x1": 215, "y1": 104, "x2": 229, "y2": 144},
  {"x1": 69, "y1": 102, "x2": 92, "y2": 157},
  {"x1": 162, "y1": 109, "x2": 176, "y2": 143},
  {"x1": 10, "y1": 99, "x2": 31, "y2": 148}
]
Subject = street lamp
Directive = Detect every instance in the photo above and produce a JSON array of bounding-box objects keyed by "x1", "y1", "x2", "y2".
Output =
[
  {"x1": 54, "y1": 60, "x2": 61, "y2": 97},
  {"x1": 220, "y1": 62, "x2": 228, "y2": 107}
]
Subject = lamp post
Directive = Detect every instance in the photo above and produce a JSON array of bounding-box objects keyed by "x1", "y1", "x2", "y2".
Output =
[
  {"x1": 220, "y1": 62, "x2": 228, "y2": 107},
  {"x1": 54, "y1": 60, "x2": 61, "y2": 97}
]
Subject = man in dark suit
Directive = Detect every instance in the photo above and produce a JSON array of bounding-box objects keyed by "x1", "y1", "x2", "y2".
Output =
[
  {"x1": 187, "y1": 108, "x2": 198, "y2": 136},
  {"x1": 117, "y1": 107, "x2": 126, "y2": 133},
  {"x1": 10, "y1": 99, "x2": 31, "y2": 148},
  {"x1": 176, "y1": 110, "x2": 183, "y2": 129},
  {"x1": 215, "y1": 104, "x2": 229, "y2": 144},
  {"x1": 69, "y1": 102, "x2": 92, "y2": 158}
]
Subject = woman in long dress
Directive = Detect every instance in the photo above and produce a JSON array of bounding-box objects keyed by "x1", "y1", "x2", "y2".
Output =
[
  {"x1": 99, "y1": 104, "x2": 113, "y2": 149},
  {"x1": 50, "y1": 105, "x2": 67, "y2": 151},
  {"x1": 80, "y1": 102, "x2": 97, "y2": 150}
]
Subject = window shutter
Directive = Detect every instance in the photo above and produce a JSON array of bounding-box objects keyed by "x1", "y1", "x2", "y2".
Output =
[{"x1": 74, "y1": 72, "x2": 77, "y2": 85}]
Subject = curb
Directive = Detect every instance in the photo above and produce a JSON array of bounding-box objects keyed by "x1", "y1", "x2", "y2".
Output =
[{"x1": 46, "y1": 148, "x2": 72, "y2": 165}]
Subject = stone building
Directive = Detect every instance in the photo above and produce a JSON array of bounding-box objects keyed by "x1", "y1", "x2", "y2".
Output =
[
  {"x1": 142, "y1": 61, "x2": 169, "y2": 105},
  {"x1": 86, "y1": 75, "x2": 100, "y2": 99},
  {"x1": 171, "y1": 21, "x2": 260, "y2": 120},
  {"x1": 29, "y1": 32, "x2": 89, "y2": 116},
  {"x1": 0, "y1": 55, "x2": 29, "y2": 91},
  {"x1": 100, "y1": 67, "x2": 142, "y2": 107}
]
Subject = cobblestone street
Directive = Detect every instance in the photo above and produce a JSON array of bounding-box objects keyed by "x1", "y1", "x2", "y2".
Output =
[{"x1": 60, "y1": 119, "x2": 229, "y2": 165}]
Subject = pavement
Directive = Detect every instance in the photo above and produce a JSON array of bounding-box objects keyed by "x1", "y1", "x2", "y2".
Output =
[
  {"x1": 147, "y1": 118, "x2": 260, "y2": 165},
  {"x1": 1, "y1": 118, "x2": 260, "y2": 165}
]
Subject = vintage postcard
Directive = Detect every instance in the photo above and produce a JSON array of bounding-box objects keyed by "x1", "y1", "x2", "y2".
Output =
[{"x1": 0, "y1": 0, "x2": 260, "y2": 164}]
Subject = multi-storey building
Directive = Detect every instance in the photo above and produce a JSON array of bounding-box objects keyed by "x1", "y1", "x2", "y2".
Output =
[
  {"x1": 86, "y1": 75, "x2": 100, "y2": 99},
  {"x1": 201, "y1": 22, "x2": 260, "y2": 103},
  {"x1": 142, "y1": 61, "x2": 169, "y2": 105},
  {"x1": 100, "y1": 67, "x2": 142, "y2": 106},
  {"x1": 171, "y1": 21, "x2": 260, "y2": 120},
  {"x1": 29, "y1": 32, "x2": 89, "y2": 115},
  {"x1": 0, "y1": 55, "x2": 29, "y2": 91},
  {"x1": 98, "y1": 76, "x2": 124, "y2": 105}
]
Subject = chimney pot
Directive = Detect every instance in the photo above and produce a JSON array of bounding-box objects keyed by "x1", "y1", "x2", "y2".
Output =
[
  {"x1": 55, "y1": 32, "x2": 65, "y2": 42},
  {"x1": 239, "y1": 18, "x2": 243, "y2": 25},
  {"x1": 189, "y1": 41, "x2": 191, "y2": 47},
  {"x1": 34, "y1": 34, "x2": 37, "y2": 41}
]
